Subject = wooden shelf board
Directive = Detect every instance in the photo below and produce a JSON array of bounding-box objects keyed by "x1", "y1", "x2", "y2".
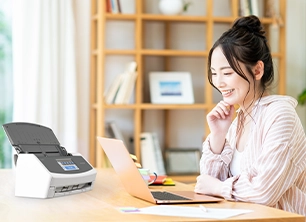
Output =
[
  {"x1": 105, "y1": 13, "x2": 137, "y2": 20},
  {"x1": 104, "y1": 49, "x2": 208, "y2": 56},
  {"x1": 141, "y1": 14, "x2": 209, "y2": 22},
  {"x1": 96, "y1": 103, "x2": 213, "y2": 110},
  {"x1": 105, "y1": 50, "x2": 137, "y2": 55},
  {"x1": 212, "y1": 17, "x2": 236, "y2": 23},
  {"x1": 141, "y1": 49, "x2": 208, "y2": 56},
  {"x1": 139, "y1": 103, "x2": 211, "y2": 109}
]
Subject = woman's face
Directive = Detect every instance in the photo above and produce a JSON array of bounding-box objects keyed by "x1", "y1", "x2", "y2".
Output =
[{"x1": 210, "y1": 46, "x2": 255, "y2": 108}]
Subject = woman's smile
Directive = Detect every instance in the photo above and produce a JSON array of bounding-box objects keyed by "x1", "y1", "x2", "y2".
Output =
[{"x1": 221, "y1": 89, "x2": 235, "y2": 97}]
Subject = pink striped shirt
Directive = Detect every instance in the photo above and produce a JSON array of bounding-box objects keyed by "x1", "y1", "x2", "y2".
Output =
[{"x1": 195, "y1": 95, "x2": 306, "y2": 216}]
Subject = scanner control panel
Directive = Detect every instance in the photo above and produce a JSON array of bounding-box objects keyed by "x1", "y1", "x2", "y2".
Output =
[{"x1": 57, "y1": 159, "x2": 80, "y2": 171}]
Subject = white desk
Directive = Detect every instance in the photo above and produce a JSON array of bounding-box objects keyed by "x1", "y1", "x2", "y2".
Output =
[{"x1": 0, "y1": 168, "x2": 304, "y2": 221}]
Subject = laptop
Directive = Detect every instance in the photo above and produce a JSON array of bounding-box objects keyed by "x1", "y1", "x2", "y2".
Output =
[{"x1": 97, "y1": 137, "x2": 223, "y2": 204}]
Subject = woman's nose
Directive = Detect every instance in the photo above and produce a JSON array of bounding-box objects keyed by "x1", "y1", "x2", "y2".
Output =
[{"x1": 214, "y1": 75, "x2": 225, "y2": 88}]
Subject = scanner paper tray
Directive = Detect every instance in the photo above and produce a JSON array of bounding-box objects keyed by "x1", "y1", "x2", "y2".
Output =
[{"x1": 3, "y1": 122, "x2": 68, "y2": 157}]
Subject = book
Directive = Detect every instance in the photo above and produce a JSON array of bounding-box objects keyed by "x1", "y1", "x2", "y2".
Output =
[
  {"x1": 110, "y1": 0, "x2": 119, "y2": 14},
  {"x1": 114, "y1": 61, "x2": 137, "y2": 104},
  {"x1": 114, "y1": 72, "x2": 132, "y2": 104},
  {"x1": 105, "y1": 0, "x2": 111, "y2": 13},
  {"x1": 104, "y1": 74, "x2": 125, "y2": 104},
  {"x1": 116, "y1": 0, "x2": 121, "y2": 13},
  {"x1": 104, "y1": 61, "x2": 137, "y2": 104},
  {"x1": 239, "y1": 0, "x2": 251, "y2": 16},
  {"x1": 107, "y1": 121, "x2": 128, "y2": 146},
  {"x1": 250, "y1": 0, "x2": 259, "y2": 16},
  {"x1": 118, "y1": 0, "x2": 135, "y2": 14},
  {"x1": 148, "y1": 175, "x2": 175, "y2": 186},
  {"x1": 140, "y1": 132, "x2": 166, "y2": 176},
  {"x1": 149, "y1": 175, "x2": 167, "y2": 185},
  {"x1": 151, "y1": 132, "x2": 166, "y2": 175},
  {"x1": 122, "y1": 71, "x2": 137, "y2": 104}
]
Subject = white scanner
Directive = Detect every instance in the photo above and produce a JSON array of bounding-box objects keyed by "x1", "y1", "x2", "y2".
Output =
[{"x1": 3, "y1": 122, "x2": 97, "y2": 198}]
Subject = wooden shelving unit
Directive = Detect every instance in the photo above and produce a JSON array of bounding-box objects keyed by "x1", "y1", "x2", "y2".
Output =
[{"x1": 89, "y1": 0, "x2": 286, "y2": 182}]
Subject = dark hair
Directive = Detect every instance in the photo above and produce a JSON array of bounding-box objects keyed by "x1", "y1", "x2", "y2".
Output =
[{"x1": 207, "y1": 15, "x2": 274, "y2": 103}]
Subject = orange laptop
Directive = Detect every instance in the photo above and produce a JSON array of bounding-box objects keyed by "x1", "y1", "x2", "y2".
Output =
[{"x1": 97, "y1": 137, "x2": 223, "y2": 204}]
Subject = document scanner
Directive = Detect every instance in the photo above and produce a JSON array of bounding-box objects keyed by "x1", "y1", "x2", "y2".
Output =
[{"x1": 3, "y1": 122, "x2": 97, "y2": 198}]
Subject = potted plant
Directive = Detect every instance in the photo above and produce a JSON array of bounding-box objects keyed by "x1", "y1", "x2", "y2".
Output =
[{"x1": 298, "y1": 89, "x2": 306, "y2": 106}]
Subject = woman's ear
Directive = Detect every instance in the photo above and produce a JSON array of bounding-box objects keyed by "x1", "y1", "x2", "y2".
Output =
[{"x1": 253, "y1": 60, "x2": 264, "y2": 80}]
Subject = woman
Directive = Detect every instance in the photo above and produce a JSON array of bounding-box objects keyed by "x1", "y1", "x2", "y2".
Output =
[{"x1": 194, "y1": 15, "x2": 306, "y2": 216}]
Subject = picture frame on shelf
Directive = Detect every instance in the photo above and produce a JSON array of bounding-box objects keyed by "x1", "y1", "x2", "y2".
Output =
[
  {"x1": 149, "y1": 72, "x2": 194, "y2": 104},
  {"x1": 164, "y1": 148, "x2": 201, "y2": 175}
]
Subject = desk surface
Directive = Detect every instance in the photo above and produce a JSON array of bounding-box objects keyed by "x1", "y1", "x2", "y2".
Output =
[{"x1": 0, "y1": 168, "x2": 304, "y2": 222}]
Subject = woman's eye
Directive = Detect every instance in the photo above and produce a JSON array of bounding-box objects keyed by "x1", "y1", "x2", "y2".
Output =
[
  {"x1": 224, "y1": 72, "x2": 233, "y2": 75},
  {"x1": 211, "y1": 72, "x2": 217, "y2": 76}
]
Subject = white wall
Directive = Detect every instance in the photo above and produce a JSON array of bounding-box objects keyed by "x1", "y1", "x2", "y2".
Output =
[{"x1": 286, "y1": 0, "x2": 306, "y2": 130}]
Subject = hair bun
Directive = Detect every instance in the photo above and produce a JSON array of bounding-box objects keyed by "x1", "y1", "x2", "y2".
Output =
[{"x1": 233, "y1": 15, "x2": 265, "y2": 37}]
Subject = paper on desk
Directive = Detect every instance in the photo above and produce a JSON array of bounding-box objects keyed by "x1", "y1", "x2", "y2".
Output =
[{"x1": 126, "y1": 205, "x2": 253, "y2": 219}]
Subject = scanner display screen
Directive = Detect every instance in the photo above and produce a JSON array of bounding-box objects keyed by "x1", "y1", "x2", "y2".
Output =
[{"x1": 57, "y1": 159, "x2": 79, "y2": 171}]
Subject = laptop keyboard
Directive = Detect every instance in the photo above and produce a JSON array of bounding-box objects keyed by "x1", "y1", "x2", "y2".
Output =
[{"x1": 151, "y1": 191, "x2": 191, "y2": 201}]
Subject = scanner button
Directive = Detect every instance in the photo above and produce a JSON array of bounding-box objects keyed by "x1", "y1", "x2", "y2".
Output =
[{"x1": 64, "y1": 166, "x2": 76, "y2": 170}]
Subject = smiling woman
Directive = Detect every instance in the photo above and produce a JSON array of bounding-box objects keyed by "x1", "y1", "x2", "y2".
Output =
[
  {"x1": 195, "y1": 15, "x2": 306, "y2": 216},
  {"x1": 0, "y1": 0, "x2": 12, "y2": 168}
]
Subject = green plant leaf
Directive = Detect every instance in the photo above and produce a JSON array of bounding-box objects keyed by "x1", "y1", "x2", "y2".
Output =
[
  {"x1": 183, "y1": 1, "x2": 192, "y2": 12},
  {"x1": 297, "y1": 89, "x2": 306, "y2": 105}
]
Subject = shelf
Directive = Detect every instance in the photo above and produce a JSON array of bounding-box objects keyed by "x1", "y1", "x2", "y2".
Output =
[
  {"x1": 103, "y1": 13, "x2": 275, "y2": 24},
  {"x1": 90, "y1": 0, "x2": 287, "y2": 175},
  {"x1": 105, "y1": 13, "x2": 137, "y2": 20},
  {"x1": 105, "y1": 50, "x2": 137, "y2": 55},
  {"x1": 141, "y1": 50, "x2": 208, "y2": 57},
  {"x1": 95, "y1": 49, "x2": 282, "y2": 58},
  {"x1": 141, "y1": 14, "x2": 209, "y2": 22},
  {"x1": 103, "y1": 49, "x2": 208, "y2": 56},
  {"x1": 104, "y1": 104, "x2": 212, "y2": 109}
]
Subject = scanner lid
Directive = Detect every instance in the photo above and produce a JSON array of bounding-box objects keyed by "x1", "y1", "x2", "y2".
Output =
[{"x1": 2, "y1": 122, "x2": 68, "y2": 156}]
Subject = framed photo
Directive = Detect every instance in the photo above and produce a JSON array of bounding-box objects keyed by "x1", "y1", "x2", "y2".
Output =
[
  {"x1": 164, "y1": 148, "x2": 201, "y2": 175},
  {"x1": 149, "y1": 72, "x2": 194, "y2": 104}
]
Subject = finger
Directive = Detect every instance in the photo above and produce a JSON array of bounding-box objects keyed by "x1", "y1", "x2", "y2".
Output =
[
  {"x1": 217, "y1": 101, "x2": 230, "y2": 115},
  {"x1": 211, "y1": 106, "x2": 227, "y2": 119},
  {"x1": 215, "y1": 108, "x2": 226, "y2": 119},
  {"x1": 207, "y1": 110, "x2": 221, "y2": 120},
  {"x1": 215, "y1": 103, "x2": 230, "y2": 119},
  {"x1": 208, "y1": 107, "x2": 225, "y2": 120}
]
